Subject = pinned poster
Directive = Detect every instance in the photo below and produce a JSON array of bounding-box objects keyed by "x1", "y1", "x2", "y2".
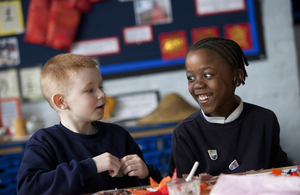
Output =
[
  {"x1": 191, "y1": 26, "x2": 220, "y2": 44},
  {"x1": 0, "y1": 0, "x2": 24, "y2": 36},
  {"x1": 0, "y1": 69, "x2": 20, "y2": 99},
  {"x1": 159, "y1": 30, "x2": 188, "y2": 60},
  {"x1": 20, "y1": 66, "x2": 44, "y2": 102},
  {"x1": 134, "y1": 0, "x2": 173, "y2": 25},
  {"x1": 0, "y1": 37, "x2": 21, "y2": 66},
  {"x1": 224, "y1": 23, "x2": 253, "y2": 50}
]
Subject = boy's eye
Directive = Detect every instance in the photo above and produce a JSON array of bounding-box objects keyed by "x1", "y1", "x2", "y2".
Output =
[
  {"x1": 88, "y1": 89, "x2": 94, "y2": 93},
  {"x1": 99, "y1": 86, "x2": 103, "y2": 91}
]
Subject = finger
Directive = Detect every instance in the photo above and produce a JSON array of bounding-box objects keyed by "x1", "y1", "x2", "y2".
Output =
[
  {"x1": 108, "y1": 162, "x2": 121, "y2": 177},
  {"x1": 127, "y1": 169, "x2": 135, "y2": 177},
  {"x1": 126, "y1": 166, "x2": 143, "y2": 177},
  {"x1": 120, "y1": 155, "x2": 133, "y2": 173},
  {"x1": 120, "y1": 154, "x2": 135, "y2": 164},
  {"x1": 105, "y1": 154, "x2": 121, "y2": 177},
  {"x1": 121, "y1": 164, "x2": 133, "y2": 175},
  {"x1": 123, "y1": 162, "x2": 143, "y2": 176},
  {"x1": 108, "y1": 170, "x2": 115, "y2": 177},
  {"x1": 120, "y1": 154, "x2": 146, "y2": 176},
  {"x1": 121, "y1": 154, "x2": 141, "y2": 167}
]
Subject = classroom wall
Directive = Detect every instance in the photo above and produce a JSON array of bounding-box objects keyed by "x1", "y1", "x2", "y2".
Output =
[{"x1": 22, "y1": 0, "x2": 300, "y2": 163}]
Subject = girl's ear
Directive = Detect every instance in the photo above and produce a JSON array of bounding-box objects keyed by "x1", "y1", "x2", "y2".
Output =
[
  {"x1": 52, "y1": 94, "x2": 68, "y2": 110},
  {"x1": 234, "y1": 69, "x2": 244, "y2": 86}
]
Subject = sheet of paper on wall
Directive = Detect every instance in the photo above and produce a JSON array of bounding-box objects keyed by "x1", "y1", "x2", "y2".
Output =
[
  {"x1": 71, "y1": 36, "x2": 120, "y2": 57},
  {"x1": 20, "y1": 66, "x2": 44, "y2": 102},
  {"x1": 195, "y1": 0, "x2": 246, "y2": 16},
  {"x1": 0, "y1": 69, "x2": 20, "y2": 98},
  {"x1": 123, "y1": 25, "x2": 153, "y2": 45},
  {"x1": 108, "y1": 91, "x2": 159, "y2": 124},
  {"x1": 0, "y1": 37, "x2": 21, "y2": 66},
  {"x1": 0, "y1": 0, "x2": 25, "y2": 36},
  {"x1": 0, "y1": 97, "x2": 21, "y2": 129}
]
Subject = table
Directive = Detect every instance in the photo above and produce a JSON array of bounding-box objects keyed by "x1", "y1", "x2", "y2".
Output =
[
  {"x1": 83, "y1": 165, "x2": 298, "y2": 195},
  {"x1": 123, "y1": 165, "x2": 298, "y2": 195}
]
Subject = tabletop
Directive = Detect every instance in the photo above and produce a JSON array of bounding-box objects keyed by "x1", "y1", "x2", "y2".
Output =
[{"x1": 87, "y1": 165, "x2": 298, "y2": 195}]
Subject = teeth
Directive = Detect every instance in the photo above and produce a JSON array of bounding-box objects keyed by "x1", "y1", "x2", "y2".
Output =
[{"x1": 198, "y1": 95, "x2": 210, "y2": 101}]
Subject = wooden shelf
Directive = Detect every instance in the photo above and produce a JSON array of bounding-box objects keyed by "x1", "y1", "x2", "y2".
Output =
[{"x1": 125, "y1": 123, "x2": 177, "y2": 139}]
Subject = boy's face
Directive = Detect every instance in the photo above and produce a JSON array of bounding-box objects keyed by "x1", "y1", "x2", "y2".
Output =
[
  {"x1": 64, "y1": 66, "x2": 106, "y2": 123},
  {"x1": 185, "y1": 48, "x2": 237, "y2": 117}
]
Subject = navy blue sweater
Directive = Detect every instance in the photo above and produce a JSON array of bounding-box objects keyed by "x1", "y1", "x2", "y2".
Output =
[
  {"x1": 17, "y1": 121, "x2": 162, "y2": 195},
  {"x1": 167, "y1": 103, "x2": 288, "y2": 177}
]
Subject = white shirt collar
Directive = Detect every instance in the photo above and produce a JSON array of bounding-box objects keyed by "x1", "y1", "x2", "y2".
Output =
[{"x1": 201, "y1": 95, "x2": 243, "y2": 124}]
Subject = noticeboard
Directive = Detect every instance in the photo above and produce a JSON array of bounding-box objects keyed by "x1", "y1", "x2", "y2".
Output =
[{"x1": 2, "y1": 0, "x2": 265, "y2": 80}]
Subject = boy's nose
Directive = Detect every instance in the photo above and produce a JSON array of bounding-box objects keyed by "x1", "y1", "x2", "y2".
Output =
[{"x1": 97, "y1": 90, "x2": 106, "y2": 99}]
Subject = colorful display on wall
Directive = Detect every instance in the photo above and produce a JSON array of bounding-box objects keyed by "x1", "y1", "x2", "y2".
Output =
[{"x1": 2, "y1": 0, "x2": 265, "y2": 80}]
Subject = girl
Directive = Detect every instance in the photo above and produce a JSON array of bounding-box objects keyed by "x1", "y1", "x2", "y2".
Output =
[{"x1": 167, "y1": 37, "x2": 288, "y2": 177}]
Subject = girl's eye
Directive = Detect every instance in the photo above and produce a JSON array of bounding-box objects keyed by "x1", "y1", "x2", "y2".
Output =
[
  {"x1": 204, "y1": 73, "x2": 212, "y2": 78},
  {"x1": 87, "y1": 89, "x2": 94, "y2": 93},
  {"x1": 187, "y1": 76, "x2": 195, "y2": 81},
  {"x1": 99, "y1": 86, "x2": 103, "y2": 91}
]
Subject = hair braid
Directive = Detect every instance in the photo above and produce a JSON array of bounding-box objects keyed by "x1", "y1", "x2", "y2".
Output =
[{"x1": 187, "y1": 37, "x2": 249, "y2": 85}]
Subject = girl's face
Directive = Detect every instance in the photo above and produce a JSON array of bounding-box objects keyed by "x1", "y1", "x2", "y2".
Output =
[{"x1": 186, "y1": 48, "x2": 240, "y2": 118}]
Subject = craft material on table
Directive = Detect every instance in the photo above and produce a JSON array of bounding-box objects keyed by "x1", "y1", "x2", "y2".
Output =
[
  {"x1": 186, "y1": 161, "x2": 199, "y2": 182},
  {"x1": 166, "y1": 178, "x2": 201, "y2": 195},
  {"x1": 210, "y1": 173, "x2": 300, "y2": 195}
]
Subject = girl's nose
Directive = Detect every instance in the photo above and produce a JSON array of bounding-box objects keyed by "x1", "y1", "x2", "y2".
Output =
[{"x1": 194, "y1": 78, "x2": 205, "y2": 89}]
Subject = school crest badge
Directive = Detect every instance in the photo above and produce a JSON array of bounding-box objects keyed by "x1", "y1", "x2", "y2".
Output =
[
  {"x1": 207, "y1": 149, "x2": 218, "y2": 160},
  {"x1": 228, "y1": 159, "x2": 239, "y2": 171}
]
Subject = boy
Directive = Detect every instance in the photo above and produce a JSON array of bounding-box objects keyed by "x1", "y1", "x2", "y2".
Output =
[
  {"x1": 167, "y1": 37, "x2": 289, "y2": 177},
  {"x1": 17, "y1": 53, "x2": 162, "y2": 195}
]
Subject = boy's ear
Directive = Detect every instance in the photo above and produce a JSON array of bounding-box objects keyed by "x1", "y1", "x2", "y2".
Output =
[
  {"x1": 52, "y1": 94, "x2": 68, "y2": 110},
  {"x1": 234, "y1": 69, "x2": 244, "y2": 86}
]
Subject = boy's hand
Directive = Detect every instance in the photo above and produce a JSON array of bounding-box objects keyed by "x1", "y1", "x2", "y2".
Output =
[
  {"x1": 120, "y1": 154, "x2": 149, "y2": 179},
  {"x1": 92, "y1": 152, "x2": 121, "y2": 177}
]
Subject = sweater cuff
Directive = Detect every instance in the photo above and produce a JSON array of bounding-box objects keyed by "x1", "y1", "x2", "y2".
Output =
[
  {"x1": 139, "y1": 176, "x2": 150, "y2": 185},
  {"x1": 80, "y1": 158, "x2": 97, "y2": 179}
]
